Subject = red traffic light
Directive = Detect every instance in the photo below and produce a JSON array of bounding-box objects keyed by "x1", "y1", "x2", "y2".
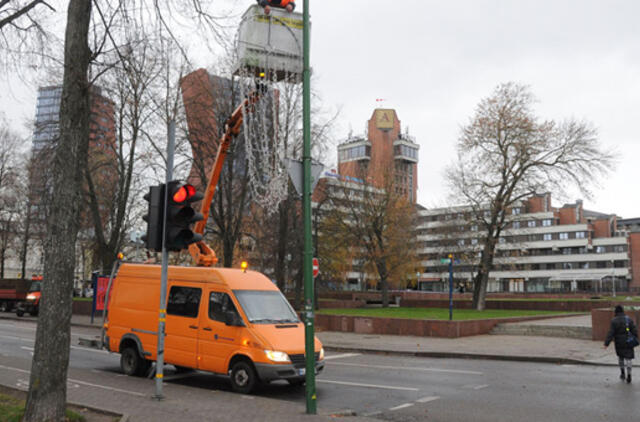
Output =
[{"x1": 172, "y1": 184, "x2": 197, "y2": 203}]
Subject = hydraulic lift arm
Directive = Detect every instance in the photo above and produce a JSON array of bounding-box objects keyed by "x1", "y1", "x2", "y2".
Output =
[{"x1": 188, "y1": 91, "x2": 261, "y2": 266}]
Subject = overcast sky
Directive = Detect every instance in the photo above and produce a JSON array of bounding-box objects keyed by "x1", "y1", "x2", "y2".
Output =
[{"x1": 2, "y1": 0, "x2": 639, "y2": 217}]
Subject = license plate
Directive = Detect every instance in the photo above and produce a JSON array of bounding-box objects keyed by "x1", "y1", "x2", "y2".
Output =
[{"x1": 297, "y1": 368, "x2": 305, "y2": 376}]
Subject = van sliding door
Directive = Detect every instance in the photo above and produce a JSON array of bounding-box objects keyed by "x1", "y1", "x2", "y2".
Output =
[{"x1": 165, "y1": 285, "x2": 202, "y2": 368}]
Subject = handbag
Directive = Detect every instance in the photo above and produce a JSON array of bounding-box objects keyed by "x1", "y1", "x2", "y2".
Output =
[{"x1": 625, "y1": 317, "x2": 639, "y2": 348}]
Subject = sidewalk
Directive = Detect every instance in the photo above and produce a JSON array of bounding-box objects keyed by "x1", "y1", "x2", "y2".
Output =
[{"x1": 1, "y1": 312, "x2": 622, "y2": 366}]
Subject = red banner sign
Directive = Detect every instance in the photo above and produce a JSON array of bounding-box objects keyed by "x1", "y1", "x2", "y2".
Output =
[{"x1": 95, "y1": 276, "x2": 112, "y2": 311}]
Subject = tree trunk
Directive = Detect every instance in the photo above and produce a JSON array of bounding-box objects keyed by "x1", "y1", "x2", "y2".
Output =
[
  {"x1": 20, "y1": 204, "x2": 32, "y2": 279},
  {"x1": 472, "y1": 237, "x2": 497, "y2": 311},
  {"x1": 223, "y1": 236, "x2": 233, "y2": 268},
  {"x1": 0, "y1": 248, "x2": 5, "y2": 279},
  {"x1": 23, "y1": 1, "x2": 92, "y2": 421},
  {"x1": 381, "y1": 277, "x2": 389, "y2": 308},
  {"x1": 274, "y1": 199, "x2": 290, "y2": 291}
]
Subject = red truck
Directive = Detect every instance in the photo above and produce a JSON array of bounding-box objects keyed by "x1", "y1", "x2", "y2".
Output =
[{"x1": 0, "y1": 279, "x2": 32, "y2": 313}]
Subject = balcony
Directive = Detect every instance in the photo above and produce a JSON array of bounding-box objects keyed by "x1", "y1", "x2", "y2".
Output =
[
  {"x1": 393, "y1": 139, "x2": 419, "y2": 163},
  {"x1": 338, "y1": 140, "x2": 371, "y2": 163}
]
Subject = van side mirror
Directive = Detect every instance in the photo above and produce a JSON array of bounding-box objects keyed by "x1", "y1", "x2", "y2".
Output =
[{"x1": 225, "y1": 311, "x2": 243, "y2": 326}]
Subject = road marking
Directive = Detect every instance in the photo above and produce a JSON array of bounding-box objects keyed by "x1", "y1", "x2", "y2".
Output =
[
  {"x1": 70, "y1": 345, "x2": 110, "y2": 354},
  {"x1": 389, "y1": 403, "x2": 414, "y2": 411},
  {"x1": 363, "y1": 411, "x2": 382, "y2": 417},
  {"x1": 0, "y1": 364, "x2": 145, "y2": 397},
  {"x1": 324, "y1": 353, "x2": 362, "y2": 360},
  {"x1": 329, "y1": 361, "x2": 483, "y2": 375},
  {"x1": 0, "y1": 364, "x2": 29, "y2": 374},
  {"x1": 67, "y1": 378, "x2": 145, "y2": 397},
  {"x1": 417, "y1": 395, "x2": 440, "y2": 403},
  {"x1": 0, "y1": 323, "x2": 36, "y2": 331},
  {"x1": 472, "y1": 384, "x2": 489, "y2": 390},
  {"x1": 318, "y1": 379, "x2": 419, "y2": 391},
  {"x1": 0, "y1": 334, "x2": 33, "y2": 342},
  {"x1": 20, "y1": 346, "x2": 33, "y2": 356}
]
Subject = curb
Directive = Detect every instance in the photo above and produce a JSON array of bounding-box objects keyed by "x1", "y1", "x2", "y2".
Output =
[
  {"x1": 323, "y1": 345, "x2": 619, "y2": 367},
  {"x1": 0, "y1": 314, "x2": 101, "y2": 330}
]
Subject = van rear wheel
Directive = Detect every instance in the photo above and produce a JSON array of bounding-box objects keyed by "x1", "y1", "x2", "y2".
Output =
[
  {"x1": 121, "y1": 347, "x2": 150, "y2": 377},
  {"x1": 230, "y1": 361, "x2": 257, "y2": 394}
]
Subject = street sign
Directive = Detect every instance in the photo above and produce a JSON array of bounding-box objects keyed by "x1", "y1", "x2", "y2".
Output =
[{"x1": 312, "y1": 257, "x2": 319, "y2": 278}]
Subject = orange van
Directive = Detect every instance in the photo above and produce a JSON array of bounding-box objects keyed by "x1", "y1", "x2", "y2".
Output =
[{"x1": 104, "y1": 263, "x2": 324, "y2": 393}]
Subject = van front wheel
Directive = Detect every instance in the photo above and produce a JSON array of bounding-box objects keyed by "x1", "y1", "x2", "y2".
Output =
[
  {"x1": 121, "y1": 347, "x2": 150, "y2": 377},
  {"x1": 230, "y1": 361, "x2": 257, "y2": 394}
]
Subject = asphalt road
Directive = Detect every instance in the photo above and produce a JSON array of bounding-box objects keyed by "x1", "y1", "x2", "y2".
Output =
[{"x1": 1, "y1": 317, "x2": 639, "y2": 421}]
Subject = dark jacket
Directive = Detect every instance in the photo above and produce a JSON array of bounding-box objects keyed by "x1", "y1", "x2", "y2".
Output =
[{"x1": 604, "y1": 313, "x2": 638, "y2": 359}]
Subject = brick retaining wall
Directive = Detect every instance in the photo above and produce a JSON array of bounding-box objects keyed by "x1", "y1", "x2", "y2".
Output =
[
  {"x1": 591, "y1": 307, "x2": 640, "y2": 341},
  {"x1": 315, "y1": 313, "x2": 575, "y2": 338}
]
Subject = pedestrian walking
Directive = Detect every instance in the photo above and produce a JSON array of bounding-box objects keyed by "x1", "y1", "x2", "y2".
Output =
[{"x1": 604, "y1": 305, "x2": 638, "y2": 383}]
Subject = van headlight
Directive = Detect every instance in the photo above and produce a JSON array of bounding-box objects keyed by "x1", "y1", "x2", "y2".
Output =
[
  {"x1": 264, "y1": 350, "x2": 291, "y2": 363},
  {"x1": 26, "y1": 294, "x2": 37, "y2": 301},
  {"x1": 319, "y1": 347, "x2": 325, "y2": 361}
]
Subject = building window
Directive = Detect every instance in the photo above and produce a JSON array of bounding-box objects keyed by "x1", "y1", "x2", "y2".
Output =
[
  {"x1": 542, "y1": 219, "x2": 552, "y2": 226},
  {"x1": 596, "y1": 246, "x2": 605, "y2": 254},
  {"x1": 543, "y1": 233, "x2": 552, "y2": 241},
  {"x1": 528, "y1": 220, "x2": 536, "y2": 228},
  {"x1": 559, "y1": 232, "x2": 569, "y2": 240},
  {"x1": 458, "y1": 239, "x2": 465, "y2": 246},
  {"x1": 512, "y1": 221, "x2": 520, "y2": 229},
  {"x1": 471, "y1": 225, "x2": 478, "y2": 231},
  {"x1": 575, "y1": 231, "x2": 586, "y2": 239},
  {"x1": 471, "y1": 238, "x2": 478, "y2": 245},
  {"x1": 512, "y1": 207, "x2": 521, "y2": 215},
  {"x1": 498, "y1": 237, "x2": 506, "y2": 244}
]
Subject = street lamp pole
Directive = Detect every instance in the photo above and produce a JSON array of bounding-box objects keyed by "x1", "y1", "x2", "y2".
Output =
[{"x1": 612, "y1": 259, "x2": 616, "y2": 298}]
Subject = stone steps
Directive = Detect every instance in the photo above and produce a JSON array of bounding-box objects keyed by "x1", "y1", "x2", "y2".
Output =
[{"x1": 490, "y1": 323, "x2": 592, "y2": 340}]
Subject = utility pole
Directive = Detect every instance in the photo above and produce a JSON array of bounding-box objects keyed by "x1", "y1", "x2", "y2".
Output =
[
  {"x1": 153, "y1": 120, "x2": 175, "y2": 400},
  {"x1": 302, "y1": 0, "x2": 316, "y2": 414}
]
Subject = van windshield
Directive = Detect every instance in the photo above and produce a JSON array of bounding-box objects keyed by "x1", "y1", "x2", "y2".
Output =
[{"x1": 233, "y1": 290, "x2": 299, "y2": 324}]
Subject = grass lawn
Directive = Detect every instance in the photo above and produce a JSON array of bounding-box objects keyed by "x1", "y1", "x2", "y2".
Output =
[
  {"x1": 0, "y1": 393, "x2": 85, "y2": 422},
  {"x1": 318, "y1": 307, "x2": 576, "y2": 321},
  {"x1": 73, "y1": 297, "x2": 93, "y2": 302}
]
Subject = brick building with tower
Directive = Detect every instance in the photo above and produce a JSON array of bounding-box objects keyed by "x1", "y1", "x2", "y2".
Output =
[{"x1": 337, "y1": 109, "x2": 419, "y2": 203}]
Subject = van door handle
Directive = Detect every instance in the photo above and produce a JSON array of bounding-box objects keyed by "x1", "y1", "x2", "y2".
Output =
[
  {"x1": 189, "y1": 325, "x2": 198, "y2": 329},
  {"x1": 203, "y1": 327, "x2": 212, "y2": 331}
]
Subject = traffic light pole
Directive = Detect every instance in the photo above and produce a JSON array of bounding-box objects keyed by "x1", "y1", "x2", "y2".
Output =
[
  {"x1": 448, "y1": 255, "x2": 453, "y2": 321},
  {"x1": 154, "y1": 120, "x2": 175, "y2": 400},
  {"x1": 302, "y1": 0, "x2": 316, "y2": 414}
]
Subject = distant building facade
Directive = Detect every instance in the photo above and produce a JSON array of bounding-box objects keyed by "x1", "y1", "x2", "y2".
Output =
[{"x1": 417, "y1": 193, "x2": 637, "y2": 293}]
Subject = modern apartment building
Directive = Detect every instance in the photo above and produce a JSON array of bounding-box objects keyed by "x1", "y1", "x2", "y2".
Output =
[
  {"x1": 417, "y1": 193, "x2": 636, "y2": 293},
  {"x1": 337, "y1": 109, "x2": 419, "y2": 203},
  {"x1": 33, "y1": 85, "x2": 115, "y2": 154},
  {"x1": 25, "y1": 85, "x2": 116, "y2": 280}
]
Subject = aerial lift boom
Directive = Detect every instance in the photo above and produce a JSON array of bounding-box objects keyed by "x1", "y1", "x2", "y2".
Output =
[{"x1": 188, "y1": 91, "x2": 261, "y2": 266}]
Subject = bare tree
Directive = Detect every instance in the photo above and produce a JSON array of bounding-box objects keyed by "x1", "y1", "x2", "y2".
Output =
[
  {"x1": 0, "y1": 117, "x2": 26, "y2": 278},
  {"x1": 22, "y1": 1, "x2": 230, "y2": 420},
  {"x1": 446, "y1": 82, "x2": 615, "y2": 310}
]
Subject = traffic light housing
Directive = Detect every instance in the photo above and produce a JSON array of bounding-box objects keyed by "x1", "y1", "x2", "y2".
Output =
[
  {"x1": 165, "y1": 181, "x2": 204, "y2": 251},
  {"x1": 142, "y1": 184, "x2": 165, "y2": 252}
]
